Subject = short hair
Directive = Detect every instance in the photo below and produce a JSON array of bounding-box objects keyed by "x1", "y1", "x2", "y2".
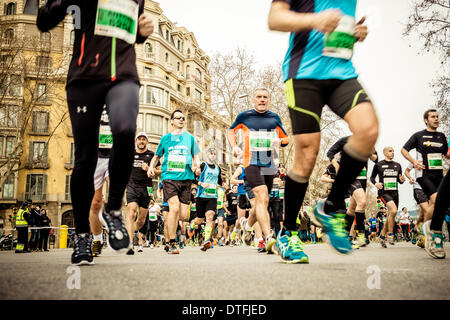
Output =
[
  {"x1": 253, "y1": 88, "x2": 269, "y2": 98},
  {"x1": 402, "y1": 207, "x2": 407, "y2": 211},
  {"x1": 423, "y1": 109, "x2": 437, "y2": 120},
  {"x1": 383, "y1": 146, "x2": 393, "y2": 154},
  {"x1": 171, "y1": 109, "x2": 183, "y2": 119}
]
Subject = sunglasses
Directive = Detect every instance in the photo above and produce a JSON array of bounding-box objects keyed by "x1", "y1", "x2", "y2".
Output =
[{"x1": 173, "y1": 116, "x2": 185, "y2": 121}]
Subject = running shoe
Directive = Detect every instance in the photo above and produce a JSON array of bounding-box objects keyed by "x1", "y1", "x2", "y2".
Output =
[
  {"x1": 257, "y1": 239, "x2": 266, "y2": 253},
  {"x1": 99, "y1": 208, "x2": 130, "y2": 253},
  {"x1": 417, "y1": 235, "x2": 425, "y2": 248},
  {"x1": 230, "y1": 240, "x2": 235, "y2": 247},
  {"x1": 265, "y1": 237, "x2": 276, "y2": 254},
  {"x1": 71, "y1": 233, "x2": 94, "y2": 266},
  {"x1": 179, "y1": 242, "x2": 185, "y2": 249},
  {"x1": 314, "y1": 199, "x2": 352, "y2": 254},
  {"x1": 201, "y1": 240, "x2": 212, "y2": 251},
  {"x1": 276, "y1": 230, "x2": 309, "y2": 264},
  {"x1": 150, "y1": 243, "x2": 154, "y2": 249},
  {"x1": 388, "y1": 235, "x2": 395, "y2": 246},
  {"x1": 352, "y1": 234, "x2": 367, "y2": 250},
  {"x1": 423, "y1": 221, "x2": 446, "y2": 259},
  {"x1": 243, "y1": 225, "x2": 253, "y2": 246},
  {"x1": 164, "y1": 244, "x2": 169, "y2": 252},
  {"x1": 225, "y1": 239, "x2": 230, "y2": 246},
  {"x1": 380, "y1": 237, "x2": 387, "y2": 248},
  {"x1": 92, "y1": 240, "x2": 103, "y2": 257},
  {"x1": 126, "y1": 248, "x2": 135, "y2": 255},
  {"x1": 230, "y1": 230, "x2": 237, "y2": 241},
  {"x1": 168, "y1": 243, "x2": 179, "y2": 254},
  {"x1": 137, "y1": 245, "x2": 143, "y2": 253}
]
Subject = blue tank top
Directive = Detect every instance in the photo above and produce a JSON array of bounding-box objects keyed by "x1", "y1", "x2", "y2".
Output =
[{"x1": 197, "y1": 162, "x2": 220, "y2": 199}]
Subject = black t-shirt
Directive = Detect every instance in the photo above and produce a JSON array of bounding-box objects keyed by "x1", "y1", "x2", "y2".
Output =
[
  {"x1": 128, "y1": 149, "x2": 157, "y2": 188},
  {"x1": 370, "y1": 160, "x2": 403, "y2": 194},
  {"x1": 403, "y1": 129, "x2": 447, "y2": 174},
  {"x1": 226, "y1": 193, "x2": 238, "y2": 215}
]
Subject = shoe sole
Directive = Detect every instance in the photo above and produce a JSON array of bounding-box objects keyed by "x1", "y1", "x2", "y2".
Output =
[
  {"x1": 280, "y1": 256, "x2": 309, "y2": 264},
  {"x1": 266, "y1": 239, "x2": 276, "y2": 254},
  {"x1": 71, "y1": 260, "x2": 95, "y2": 266},
  {"x1": 99, "y1": 211, "x2": 131, "y2": 254}
]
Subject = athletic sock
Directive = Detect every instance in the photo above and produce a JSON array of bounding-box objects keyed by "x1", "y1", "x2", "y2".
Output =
[
  {"x1": 93, "y1": 233, "x2": 103, "y2": 243},
  {"x1": 355, "y1": 211, "x2": 365, "y2": 234},
  {"x1": 325, "y1": 145, "x2": 368, "y2": 214},
  {"x1": 345, "y1": 214, "x2": 355, "y2": 233},
  {"x1": 284, "y1": 173, "x2": 309, "y2": 231},
  {"x1": 205, "y1": 226, "x2": 212, "y2": 241}
]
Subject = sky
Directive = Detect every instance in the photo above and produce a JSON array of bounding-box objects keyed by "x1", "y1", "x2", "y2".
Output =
[{"x1": 157, "y1": 0, "x2": 447, "y2": 211}]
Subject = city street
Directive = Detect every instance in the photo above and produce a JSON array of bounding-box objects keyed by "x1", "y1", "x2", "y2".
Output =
[{"x1": 1, "y1": 242, "x2": 449, "y2": 300}]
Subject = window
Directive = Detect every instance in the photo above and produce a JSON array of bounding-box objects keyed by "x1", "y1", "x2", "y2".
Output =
[
  {"x1": 145, "y1": 42, "x2": 152, "y2": 56},
  {"x1": 165, "y1": 30, "x2": 169, "y2": 40},
  {"x1": 9, "y1": 75, "x2": 21, "y2": 96},
  {"x1": 146, "y1": 86, "x2": 164, "y2": 106},
  {"x1": 40, "y1": 32, "x2": 51, "y2": 43},
  {"x1": 165, "y1": 76, "x2": 170, "y2": 85},
  {"x1": 194, "y1": 120, "x2": 203, "y2": 138},
  {"x1": 165, "y1": 52, "x2": 169, "y2": 63},
  {"x1": 151, "y1": 115, "x2": 163, "y2": 135},
  {"x1": 36, "y1": 56, "x2": 51, "y2": 73},
  {"x1": 5, "y1": 2, "x2": 16, "y2": 15},
  {"x1": 7, "y1": 105, "x2": 18, "y2": 127},
  {"x1": 0, "y1": 137, "x2": 3, "y2": 157},
  {"x1": 0, "y1": 106, "x2": 6, "y2": 126},
  {"x1": 25, "y1": 174, "x2": 47, "y2": 201},
  {"x1": 194, "y1": 89, "x2": 202, "y2": 102},
  {"x1": 145, "y1": 114, "x2": 151, "y2": 133},
  {"x1": 5, "y1": 136, "x2": 16, "y2": 156},
  {"x1": 4, "y1": 28, "x2": 14, "y2": 45},
  {"x1": 186, "y1": 87, "x2": 190, "y2": 96},
  {"x1": 177, "y1": 40, "x2": 181, "y2": 51},
  {"x1": 32, "y1": 111, "x2": 49, "y2": 134},
  {"x1": 65, "y1": 175, "x2": 71, "y2": 201},
  {"x1": 69, "y1": 143, "x2": 75, "y2": 165},
  {"x1": 137, "y1": 113, "x2": 143, "y2": 130},
  {"x1": 195, "y1": 68, "x2": 201, "y2": 80},
  {"x1": 3, "y1": 174, "x2": 14, "y2": 199},
  {"x1": 177, "y1": 84, "x2": 181, "y2": 92},
  {"x1": 36, "y1": 83, "x2": 48, "y2": 102},
  {"x1": 30, "y1": 141, "x2": 48, "y2": 162},
  {"x1": 186, "y1": 65, "x2": 190, "y2": 78},
  {"x1": 143, "y1": 67, "x2": 153, "y2": 76},
  {"x1": 70, "y1": 30, "x2": 75, "y2": 45},
  {"x1": 177, "y1": 61, "x2": 180, "y2": 72},
  {"x1": 187, "y1": 48, "x2": 191, "y2": 56}
]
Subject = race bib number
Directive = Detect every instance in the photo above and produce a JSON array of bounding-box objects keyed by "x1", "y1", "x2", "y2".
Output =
[
  {"x1": 99, "y1": 125, "x2": 113, "y2": 149},
  {"x1": 323, "y1": 15, "x2": 356, "y2": 60},
  {"x1": 167, "y1": 154, "x2": 186, "y2": 172},
  {"x1": 95, "y1": 0, "x2": 139, "y2": 44},
  {"x1": 371, "y1": 221, "x2": 377, "y2": 227},
  {"x1": 203, "y1": 183, "x2": 217, "y2": 197},
  {"x1": 427, "y1": 153, "x2": 443, "y2": 170},
  {"x1": 249, "y1": 131, "x2": 277, "y2": 152},
  {"x1": 384, "y1": 177, "x2": 397, "y2": 191}
]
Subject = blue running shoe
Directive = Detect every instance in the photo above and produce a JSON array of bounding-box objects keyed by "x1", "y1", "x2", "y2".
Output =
[
  {"x1": 314, "y1": 199, "x2": 352, "y2": 255},
  {"x1": 276, "y1": 230, "x2": 309, "y2": 264}
]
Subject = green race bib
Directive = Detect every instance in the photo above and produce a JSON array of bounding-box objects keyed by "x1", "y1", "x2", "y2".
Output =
[
  {"x1": 427, "y1": 153, "x2": 443, "y2": 170},
  {"x1": 383, "y1": 178, "x2": 397, "y2": 191},
  {"x1": 99, "y1": 125, "x2": 113, "y2": 149},
  {"x1": 323, "y1": 15, "x2": 356, "y2": 60},
  {"x1": 167, "y1": 154, "x2": 186, "y2": 172}
]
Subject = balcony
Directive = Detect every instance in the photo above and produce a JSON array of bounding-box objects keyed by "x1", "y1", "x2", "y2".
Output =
[
  {"x1": 25, "y1": 161, "x2": 49, "y2": 170},
  {"x1": 165, "y1": 63, "x2": 174, "y2": 74},
  {"x1": 145, "y1": 52, "x2": 155, "y2": 63},
  {"x1": 24, "y1": 193, "x2": 47, "y2": 202}
]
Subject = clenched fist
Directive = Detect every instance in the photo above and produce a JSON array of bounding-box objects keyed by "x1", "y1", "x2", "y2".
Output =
[{"x1": 138, "y1": 13, "x2": 154, "y2": 37}]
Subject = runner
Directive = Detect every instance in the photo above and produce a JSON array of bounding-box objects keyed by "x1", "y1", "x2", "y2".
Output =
[
  {"x1": 228, "y1": 88, "x2": 289, "y2": 255},
  {"x1": 268, "y1": 0, "x2": 377, "y2": 262},
  {"x1": 216, "y1": 182, "x2": 227, "y2": 246},
  {"x1": 37, "y1": 0, "x2": 154, "y2": 265},
  {"x1": 157, "y1": 181, "x2": 170, "y2": 250},
  {"x1": 224, "y1": 185, "x2": 239, "y2": 245},
  {"x1": 370, "y1": 147, "x2": 406, "y2": 248},
  {"x1": 89, "y1": 107, "x2": 111, "y2": 257},
  {"x1": 401, "y1": 109, "x2": 448, "y2": 257},
  {"x1": 230, "y1": 164, "x2": 250, "y2": 245},
  {"x1": 147, "y1": 199, "x2": 161, "y2": 248},
  {"x1": 189, "y1": 148, "x2": 223, "y2": 251},
  {"x1": 269, "y1": 176, "x2": 283, "y2": 239},
  {"x1": 125, "y1": 132, "x2": 160, "y2": 255},
  {"x1": 149, "y1": 110, "x2": 201, "y2": 254},
  {"x1": 368, "y1": 213, "x2": 378, "y2": 242},
  {"x1": 187, "y1": 187, "x2": 198, "y2": 245}
]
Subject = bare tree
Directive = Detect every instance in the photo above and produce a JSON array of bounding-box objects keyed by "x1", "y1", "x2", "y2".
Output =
[
  {"x1": 404, "y1": 0, "x2": 449, "y2": 132},
  {"x1": 0, "y1": 24, "x2": 68, "y2": 192}
]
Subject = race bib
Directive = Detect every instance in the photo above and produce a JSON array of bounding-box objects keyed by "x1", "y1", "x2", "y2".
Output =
[
  {"x1": 167, "y1": 154, "x2": 186, "y2": 172},
  {"x1": 190, "y1": 203, "x2": 196, "y2": 211},
  {"x1": 249, "y1": 131, "x2": 277, "y2": 152},
  {"x1": 371, "y1": 221, "x2": 377, "y2": 227},
  {"x1": 147, "y1": 187, "x2": 153, "y2": 196},
  {"x1": 279, "y1": 188, "x2": 285, "y2": 199},
  {"x1": 203, "y1": 183, "x2": 217, "y2": 197},
  {"x1": 345, "y1": 197, "x2": 350, "y2": 209},
  {"x1": 357, "y1": 168, "x2": 367, "y2": 179},
  {"x1": 94, "y1": 0, "x2": 139, "y2": 44},
  {"x1": 148, "y1": 212, "x2": 157, "y2": 221},
  {"x1": 323, "y1": 15, "x2": 356, "y2": 60},
  {"x1": 99, "y1": 125, "x2": 113, "y2": 149},
  {"x1": 384, "y1": 177, "x2": 397, "y2": 191},
  {"x1": 427, "y1": 153, "x2": 443, "y2": 170}
]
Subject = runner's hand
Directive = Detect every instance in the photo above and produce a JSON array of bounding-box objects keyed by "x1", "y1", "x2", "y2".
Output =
[
  {"x1": 413, "y1": 160, "x2": 425, "y2": 170},
  {"x1": 233, "y1": 146, "x2": 242, "y2": 158},
  {"x1": 375, "y1": 182, "x2": 383, "y2": 190},
  {"x1": 399, "y1": 175, "x2": 406, "y2": 183},
  {"x1": 195, "y1": 168, "x2": 201, "y2": 176},
  {"x1": 355, "y1": 16, "x2": 368, "y2": 42},
  {"x1": 138, "y1": 13, "x2": 154, "y2": 37},
  {"x1": 408, "y1": 178, "x2": 415, "y2": 184},
  {"x1": 148, "y1": 167, "x2": 155, "y2": 178},
  {"x1": 312, "y1": 10, "x2": 341, "y2": 34},
  {"x1": 142, "y1": 162, "x2": 149, "y2": 171}
]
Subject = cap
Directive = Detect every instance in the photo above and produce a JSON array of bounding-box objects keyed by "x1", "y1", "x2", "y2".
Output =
[{"x1": 135, "y1": 131, "x2": 148, "y2": 140}]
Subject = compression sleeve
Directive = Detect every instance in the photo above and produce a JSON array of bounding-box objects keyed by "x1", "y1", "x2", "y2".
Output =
[
  {"x1": 370, "y1": 164, "x2": 379, "y2": 185},
  {"x1": 327, "y1": 136, "x2": 349, "y2": 160},
  {"x1": 37, "y1": 0, "x2": 70, "y2": 32}
]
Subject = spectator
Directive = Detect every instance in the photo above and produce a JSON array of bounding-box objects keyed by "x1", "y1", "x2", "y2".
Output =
[
  {"x1": 29, "y1": 205, "x2": 42, "y2": 252},
  {"x1": 39, "y1": 208, "x2": 51, "y2": 251},
  {"x1": 398, "y1": 207, "x2": 411, "y2": 242}
]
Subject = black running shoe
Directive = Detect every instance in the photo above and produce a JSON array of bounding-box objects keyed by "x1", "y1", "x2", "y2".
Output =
[
  {"x1": 126, "y1": 248, "x2": 135, "y2": 255},
  {"x1": 99, "y1": 209, "x2": 130, "y2": 253},
  {"x1": 71, "y1": 233, "x2": 94, "y2": 266}
]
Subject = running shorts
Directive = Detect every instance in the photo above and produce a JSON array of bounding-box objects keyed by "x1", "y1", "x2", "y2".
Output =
[
  {"x1": 244, "y1": 165, "x2": 275, "y2": 191},
  {"x1": 243, "y1": 181, "x2": 255, "y2": 200},
  {"x1": 285, "y1": 78, "x2": 371, "y2": 134},
  {"x1": 380, "y1": 191, "x2": 399, "y2": 208},
  {"x1": 217, "y1": 208, "x2": 226, "y2": 218},
  {"x1": 162, "y1": 179, "x2": 192, "y2": 205},
  {"x1": 345, "y1": 179, "x2": 364, "y2": 198},
  {"x1": 196, "y1": 197, "x2": 218, "y2": 219},
  {"x1": 417, "y1": 172, "x2": 443, "y2": 198},
  {"x1": 126, "y1": 185, "x2": 151, "y2": 209},
  {"x1": 94, "y1": 157, "x2": 109, "y2": 190},
  {"x1": 238, "y1": 194, "x2": 250, "y2": 210},
  {"x1": 161, "y1": 205, "x2": 169, "y2": 213},
  {"x1": 225, "y1": 214, "x2": 237, "y2": 226},
  {"x1": 413, "y1": 188, "x2": 429, "y2": 205}
]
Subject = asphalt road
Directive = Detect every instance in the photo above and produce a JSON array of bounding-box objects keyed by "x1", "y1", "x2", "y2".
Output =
[{"x1": 1, "y1": 241, "x2": 449, "y2": 300}]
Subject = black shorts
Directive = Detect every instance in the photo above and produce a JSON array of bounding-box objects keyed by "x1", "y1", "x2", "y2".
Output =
[
  {"x1": 359, "y1": 179, "x2": 367, "y2": 191},
  {"x1": 244, "y1": 165, "x2": 275, "y2": 191},
  {"x1": 238, "y1": 194, "x2": 250, "y2": 210},
  {"x1": 286, "y1": 78, "x2": 370, "y2": 134},
  {"x1": 243, "y1": 180, "x2": 255, "y2": 200},
  {"x1": 161, "y1": 205, "x2": 169, "y2": 213},
  {"x1": 162, "y1": 180, "x2": 192, "y2": 205},
  {"x1": 126, "y1": 185, "x2": 151, "y2": 209},
  {"x1": 139, "y1": 214, "x2": 149, "y2": 234},
  {"x1": 196, "y1": 197, "x2": 217, "y2": 219},
  {"x1": 417, "y1": 172, "x2": 443, "y2": 198},
  {"x1": 225, "y1": 215, "x2": 237, "y2": 226},
  {"x1": 380, "y1": 191, "x2": 399, "y2": 209},
  {"x1": 413, "y1": 188, "x2": 429, "y2": 205},
  {"x1": 370, "y1": 227, "x2": 377, "y2": 233},
  {"x1": 217, "y1": 208, "x2": 226, "y2": 218},
  {"x1": 345, "y1": 179, "x2": 364, "y2": 198},
  {"x1": 189, "y1": 210, "x2": 197, "y2": 222}
]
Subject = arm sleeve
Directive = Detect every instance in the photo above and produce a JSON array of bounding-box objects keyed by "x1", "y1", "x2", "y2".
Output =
[
  {"x1": 403, "y1": 133, "x2": 417, "y2": 152},
  {"x1": 136, "y1": 0, "x2": 148, "y2": 44},
  {"x1": 37, "y1": 0, "x2": 70, "y2": 32},
  {"x1": 327, "y1": 136, "x2": 349, "y2": 160},
  {"x1": 370, "y1": 164, "x2": 379, "y2": 185},
  {"x1": 398, "y1": 164, "x2": 404, "y2": 184},
  {"x1": 200, "y1": 162, "x2": 206, "y2": 172}
]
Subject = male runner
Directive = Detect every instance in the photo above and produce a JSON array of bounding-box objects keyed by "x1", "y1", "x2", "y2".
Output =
[
  {"x1": 368, "y1": 213, "x2": 378, "y2": 242},
  {"x1": 269, "y1": 0, "x2": 377, "y2": 263},
  {"x1": 370, "y1": 147, "x2": 405, "y2": 247},
  {"x1": 125, "y1": 132, "x2": 160, "y2": 255},
  {"x1": 190, "y1": 148, "x2": 223, "y2": 251},
  {"x1": 269, "y1": 176, "x2": 283, "y2": 239},
  {"x1": 89, "y1": 107, "x2": 111, "y2": 257},
  {"x1": 224, "y1": 185, "x2": 239, "y2": 245},
  {"x1": 37, "y1": 0, "x2": 154, "y2": 265},
  {"x1": 216, "y1": 182, "x2": 227, "y2": 245},
  {"x1": 157, "y1": 181, "x2": 169, "y2": 249},
  {"x1": 230, "y1": 164, "x2": 248, "y2": 244},
  {"x1": 149, "y1": 110, "x2": 201, "y2": 254},
  {"x1": 401, "y1": 109, "x2": 448, "y2": 257},
  {"x1": 228, "y1": 88, "x2": 289, "y2": 254}
]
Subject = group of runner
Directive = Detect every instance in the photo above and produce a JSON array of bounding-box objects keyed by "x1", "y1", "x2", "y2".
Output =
[{"x1": 36, "y1": 0, "x2": 448, "y2": 266}]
